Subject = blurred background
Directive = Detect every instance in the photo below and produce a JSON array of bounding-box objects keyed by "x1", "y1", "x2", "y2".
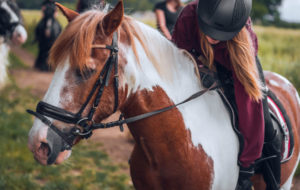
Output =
[{"x1": 1, "y1": 0, "x2": 300, "y2": 190}]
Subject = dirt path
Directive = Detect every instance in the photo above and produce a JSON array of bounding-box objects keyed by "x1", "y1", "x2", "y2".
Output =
[{"x1": 9, "y1": 46, "x2": 300, "y2": 189}]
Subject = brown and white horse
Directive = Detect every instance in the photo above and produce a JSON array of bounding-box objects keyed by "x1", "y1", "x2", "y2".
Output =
[
  {"x1": 27, "y1": 1, "x2": 300, "y2": 189},
  {"x1": 0, "y1": 0, "x2": 27, "y2": 88}
]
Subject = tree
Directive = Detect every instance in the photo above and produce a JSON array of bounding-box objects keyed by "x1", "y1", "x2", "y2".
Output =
[{"x1": 252, "y1": 0, "x2": 283, "y2": 21}]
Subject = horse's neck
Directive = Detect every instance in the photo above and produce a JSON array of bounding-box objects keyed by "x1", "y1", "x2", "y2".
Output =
[
  {"x1": 121, "y1": 22, "x2": 240, "y2": 189},
  {"x1": 121, "y1": 21, "x2": 202, "y2": 104}
]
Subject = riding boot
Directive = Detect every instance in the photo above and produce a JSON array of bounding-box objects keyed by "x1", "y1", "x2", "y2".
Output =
[
  {"x1": 262, "y1": 129, "x2": 282, "y2": 190},
  {"x1": 256, "y1": 57, "x2": 281, "y2": 190},
  {"x1": 236, "y1": 165, "x2": 254, "y2": 190}
]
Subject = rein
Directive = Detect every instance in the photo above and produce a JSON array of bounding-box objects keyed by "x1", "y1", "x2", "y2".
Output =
[{"x1": 27, "y1": 31, "x2": 219, "y2": 151}]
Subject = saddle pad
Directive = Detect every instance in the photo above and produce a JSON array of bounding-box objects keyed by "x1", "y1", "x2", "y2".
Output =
[{"x1": 267, "y1": 95, "x2": 294, "y2": 163}]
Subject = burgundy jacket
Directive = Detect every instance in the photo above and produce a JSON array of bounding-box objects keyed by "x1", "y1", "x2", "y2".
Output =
[{"x1": 172, "y1": 1, "x2": 264, "y2": 167}]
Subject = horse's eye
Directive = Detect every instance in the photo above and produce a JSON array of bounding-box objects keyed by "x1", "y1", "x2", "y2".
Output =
[{"x1": 75, "y1": 68, "x2": 96, "y2": 80}]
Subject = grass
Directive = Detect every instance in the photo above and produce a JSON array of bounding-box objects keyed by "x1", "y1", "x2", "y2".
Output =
[
  {"x1": 8, "y1": 53, "x2": 29, "y2": 69},
  {"x1": 255, "y1": 26, "x2": 300, "y2": 91}
]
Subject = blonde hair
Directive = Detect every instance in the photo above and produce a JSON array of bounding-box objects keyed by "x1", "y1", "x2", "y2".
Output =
[{"x1": 199, "y1": 27, "x2": 263, "y2": 102}]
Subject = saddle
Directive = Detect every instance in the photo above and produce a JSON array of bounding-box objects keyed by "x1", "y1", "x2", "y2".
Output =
[{"x1": 266, "y1": 90, "x2": 294, "y2": 163}]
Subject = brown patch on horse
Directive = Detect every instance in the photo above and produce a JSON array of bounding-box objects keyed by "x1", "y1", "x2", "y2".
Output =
[
  {"x1": 123, "y1": 87, "x2": 213, "y2": 189},
  {"x1": 55, "y1": 3, "x2": 79, "y2": 22},
  {"x1": 253, "y1": 71, "x2": 300, "y2": 189}
]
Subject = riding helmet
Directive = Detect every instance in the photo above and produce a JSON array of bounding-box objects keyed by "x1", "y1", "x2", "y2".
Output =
[{"x1": 197, "y1": 0, "x2": 252, "y2": 41}]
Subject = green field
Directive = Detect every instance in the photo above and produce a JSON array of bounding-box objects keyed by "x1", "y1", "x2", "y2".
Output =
[
  {"x1": 20, "y1": 9, "x2": 300, "y2": 92},
  {"x1": 255, "y1": 26, "x2": 300, "y2": 91},
  {"x1": 1, "y1": 10, "x2": 299, "y2": 190}
]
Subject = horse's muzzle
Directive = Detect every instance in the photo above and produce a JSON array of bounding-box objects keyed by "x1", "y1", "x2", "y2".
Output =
[{"x1": 46, "y1": 127, "x2": 69, "y2": 165}]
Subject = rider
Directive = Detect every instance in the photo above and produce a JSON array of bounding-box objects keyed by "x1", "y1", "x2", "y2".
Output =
[{"x1": 172, "y1": 0, "x2": 281, "y2": 189}]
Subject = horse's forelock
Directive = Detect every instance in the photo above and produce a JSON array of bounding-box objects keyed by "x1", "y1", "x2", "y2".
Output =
[
  {"x1": 49, "y1": 10, "x2": 139, "y2": 72},
  {"x1": 49, "y1": 11, "x2": 106, "y2": 71},
  {"x1": 49, "y1": 9, "x2": 169, "y2": 79}
]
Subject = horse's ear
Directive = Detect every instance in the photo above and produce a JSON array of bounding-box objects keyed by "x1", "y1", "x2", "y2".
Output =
[
  {"x1": 55, "y1": 2, "x2": 79, "y2": 22},
  {"x1": 102, "y1": 0, "x2": 124, "y2": 36}
]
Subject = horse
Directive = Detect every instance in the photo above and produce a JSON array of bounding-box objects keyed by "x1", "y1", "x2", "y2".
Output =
[
  {"x1": 76, "y1": 0, "x2": 105, "y2": 13},
  {"x1": 34, "y1": 2, "x2": 61, "y2": 71},
  {"x1": 0, "y1": 0, "x2": 27, "y2": 88},
  {"x1": 27, "y1": 1, "x2": 300, "y2": 189}
]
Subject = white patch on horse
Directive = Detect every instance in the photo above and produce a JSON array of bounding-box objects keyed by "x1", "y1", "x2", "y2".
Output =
[
  {"x1": 43, "y1": 60, "x2": 71, "y2": 106},
  {"x1": 273, "y1": 73, "x2": 292, "y2": 86},
  {"x1": 29, "y1": 61, "x2": 72, "y2": 142},
  {"x1": 295, "y1": 90, "x2": 300, "y2": 106},
  {"x1": 269, "y1": 79, "x2": 280, "y2": 87},
  {"x1": 122, "y1": 20, "x2": 239, "y2": 189},
  {"x1": 14, "y1": 25, "x2": 28, "y2": 41},
  {"x1": 1, "y1": 1, "x2": 19, "y2": 22},
  {"x1": 0, "y1": 43, "x2": 9, "y2": 89}
]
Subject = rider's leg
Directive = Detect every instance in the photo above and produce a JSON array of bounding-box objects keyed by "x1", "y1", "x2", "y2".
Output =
[{"x1": 214, "y1": 62, "x2": 264, "y2": 190}]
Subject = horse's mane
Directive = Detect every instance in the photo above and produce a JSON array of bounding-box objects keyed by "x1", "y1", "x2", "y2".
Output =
[
  {"x1": 49, "y1": 10, "x2": 147, "y2": 71},
  {"x1": 49, "y1": 9, "x2": 192, "y2": 82}
]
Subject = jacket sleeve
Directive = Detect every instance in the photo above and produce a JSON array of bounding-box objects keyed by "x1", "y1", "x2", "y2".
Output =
[{"x1": 171, "y1": 12, "x2": 189, "y2": 50}]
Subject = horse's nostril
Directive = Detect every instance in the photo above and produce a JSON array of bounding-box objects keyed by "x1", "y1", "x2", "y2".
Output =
[{"x1": 40, "y1": 142, "x2": 51, "y2": 156}]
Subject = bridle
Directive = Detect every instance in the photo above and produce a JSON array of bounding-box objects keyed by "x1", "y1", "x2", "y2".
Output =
[
  {"x1": 27, "y1": 32, "x2": 120, "y2": 151},
  {"x1": 27, "y1": 31, "x2": 219, "y2": 153}
]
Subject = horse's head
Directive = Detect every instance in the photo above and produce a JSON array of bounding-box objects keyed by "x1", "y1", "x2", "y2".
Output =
[
  {"x1": 42, "y1": 2, "x2": 56, "y2": 19},
  {"x1": 0, "y1": 0, "x2": 27, "y2": 45},
  {"x1": 28, "y1": 1, "x2": 126, "y2": 165}
]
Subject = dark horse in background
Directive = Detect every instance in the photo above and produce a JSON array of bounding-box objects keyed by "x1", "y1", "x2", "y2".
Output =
[
  {"x1": 0, "y1": 0, "x2": 27, "y2": 88},
  {"x1": 34, "y1": 1, "x2": 61, "y2": 72},
  {"x1": 76, "y1": 0, "x2": 106, "y2": 13}
]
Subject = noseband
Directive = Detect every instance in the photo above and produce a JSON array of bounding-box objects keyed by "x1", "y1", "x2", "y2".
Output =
[{"x1": 27, "y1": 31, "x2": 219, "y2": 153}]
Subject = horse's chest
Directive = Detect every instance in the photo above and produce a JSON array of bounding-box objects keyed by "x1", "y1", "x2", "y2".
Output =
[{"x1": 130, "y1": 143, "x2": 214, "y2": 190}]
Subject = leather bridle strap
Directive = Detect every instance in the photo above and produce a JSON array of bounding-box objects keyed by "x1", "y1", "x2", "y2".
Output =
[
  {"x1": 26, "y1": 109, "x2": 75, "y2": 150},
  {"x1": 90, "y1": 81, "x2": 219, "y2": 130},
  {"x1": 77, "y1": 32, "x2": 119, "y2": 117}
]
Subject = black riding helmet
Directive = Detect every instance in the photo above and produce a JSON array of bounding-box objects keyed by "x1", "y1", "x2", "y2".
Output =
[{"x1": 197, "y1": 0, "x2": 252, "y2": 41}]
